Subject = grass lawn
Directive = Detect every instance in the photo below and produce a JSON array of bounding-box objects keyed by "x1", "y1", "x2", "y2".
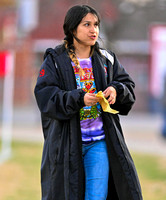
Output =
[
  {"x1": 0, "y1": 141, "x2": 42, "y2": 200},
  {"x1": 0, "y1": 141, "x2": 166, "y2": 200},
  {"x1": 133, "y1": 153, "x2": 166, "y2": 200}
]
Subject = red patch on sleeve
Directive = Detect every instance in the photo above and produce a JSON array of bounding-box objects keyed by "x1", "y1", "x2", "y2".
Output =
[{"x1": 39, "y1": 69, "x2": 45, "y2": 77}]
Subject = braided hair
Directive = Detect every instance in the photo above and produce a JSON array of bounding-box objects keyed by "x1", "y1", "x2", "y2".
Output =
[
  {"x1": 63, "y1": 5, "x2": 101, "y2": 77},
  {"x1": 64, "y1": 40, "x2": 85, "y2": 76}
]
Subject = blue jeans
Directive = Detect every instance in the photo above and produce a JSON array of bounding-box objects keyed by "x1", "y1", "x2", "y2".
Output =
[{"x1": 82, "y1": 140, "x2": 109, "y2": 200}]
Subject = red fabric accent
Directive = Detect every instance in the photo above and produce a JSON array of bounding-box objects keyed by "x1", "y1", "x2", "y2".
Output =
[{"x1": 39, "y1": 69, "x2": 45, "y2": 77}]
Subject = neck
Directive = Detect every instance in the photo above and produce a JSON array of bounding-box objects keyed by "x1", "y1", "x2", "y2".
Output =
[{"x1": 73, "y1": 41, "x2": 91, "y2": 59}]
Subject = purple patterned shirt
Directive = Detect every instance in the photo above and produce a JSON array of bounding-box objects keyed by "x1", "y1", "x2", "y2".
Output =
[{"x1": 72, "y1": 58, "x2": 105, "y2": 144}]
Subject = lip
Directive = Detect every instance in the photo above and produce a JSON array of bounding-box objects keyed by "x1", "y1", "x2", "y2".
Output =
[{"x1": 89, "y1": 35, "x2": 96, "y2": 40}]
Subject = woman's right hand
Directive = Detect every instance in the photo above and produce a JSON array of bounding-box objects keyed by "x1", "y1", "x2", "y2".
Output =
[{"x1": 84, "y1": 93, "x2": 99, "y2": 106}]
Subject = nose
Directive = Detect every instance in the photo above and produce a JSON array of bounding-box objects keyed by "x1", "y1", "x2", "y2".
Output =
[{"x1": 90, "y1": 25, "x2": 96, "y2": 33}]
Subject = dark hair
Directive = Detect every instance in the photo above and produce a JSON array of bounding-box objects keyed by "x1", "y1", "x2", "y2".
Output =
[
  {"x1": 63, "y1": 5, "x2": 101, "y2": 77},
  {"x1": 63, "y1": 4, "x2": 100, "y2": 48}
]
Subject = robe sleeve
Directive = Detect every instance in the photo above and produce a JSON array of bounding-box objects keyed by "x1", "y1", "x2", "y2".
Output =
[
  {"x1": 108, "y1": 53, "x2": 136, "y2": 115},
  {"x1": 34, "y1": 54, "x2": 85, "y2": 120}
]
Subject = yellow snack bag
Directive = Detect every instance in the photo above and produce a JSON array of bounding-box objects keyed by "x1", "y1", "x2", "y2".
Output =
[{"x1": 96, "y1": 91, "x2": 119, "y2": 114}]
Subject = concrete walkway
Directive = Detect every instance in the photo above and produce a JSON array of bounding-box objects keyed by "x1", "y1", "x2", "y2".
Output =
[
  {"x1": 120, "y1": 113, "x2": 166, "y2": 157},
  {"x1": 1, "y1": 108, "x2": 166, "y2": 157}
]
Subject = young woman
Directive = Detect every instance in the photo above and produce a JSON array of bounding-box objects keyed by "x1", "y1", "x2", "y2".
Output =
[{"x1": 34, "y1": 5, "x2": 143, "y2": 200}]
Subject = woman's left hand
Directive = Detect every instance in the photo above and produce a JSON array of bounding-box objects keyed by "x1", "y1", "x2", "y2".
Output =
[{"x1": 103, "y1": 86, "x2": 117, "y2": 105}]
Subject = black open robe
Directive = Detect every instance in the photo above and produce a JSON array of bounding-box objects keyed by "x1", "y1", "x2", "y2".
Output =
[{"x1": 34, "y1": 44, "x2": 143, "y2": 200}]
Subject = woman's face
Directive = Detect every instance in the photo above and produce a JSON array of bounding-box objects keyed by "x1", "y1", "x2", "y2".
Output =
[{"x1": 73, "y1": 13, "x2": 99, "y2": 47}]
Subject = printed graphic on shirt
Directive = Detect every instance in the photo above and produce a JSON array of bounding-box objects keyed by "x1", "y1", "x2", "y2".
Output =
[
  {"x1": 72, "y1": 58, "x2": 101, "y2": 121},
  {"x1": 104, "y1": 64, "x2": 108, "y2": 78},
  {"x1": 72, "y1": 57, "x2": 106, "y2": 143}
]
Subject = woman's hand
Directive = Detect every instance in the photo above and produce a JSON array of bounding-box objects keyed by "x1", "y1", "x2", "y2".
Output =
[
  {"x1": 103, "y1": 86, "x2": 117, "y2": 105},
  {"x1": 84, "y1": 93, "x2": 100, "y2": 106}
]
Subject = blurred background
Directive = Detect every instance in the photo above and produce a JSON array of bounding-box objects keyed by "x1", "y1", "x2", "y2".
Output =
[{"x1": 0, "y1": 0, "x2": 166, "y2": 199}]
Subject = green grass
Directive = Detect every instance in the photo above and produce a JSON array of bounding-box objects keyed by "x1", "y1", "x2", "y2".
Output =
[
  {"x1": 133, "y1": 153, "x2": 166, "y2": 200},
  {"x1": 0, "y1": 141, "x2": 42, "y2": 200},
  {"x1": 0, "y1": 141, "x2": 166, "y2": 200},
  {"x1": 0, "y1": 139, "x2": 2, "y2": 149},
  {"x1": 133, "y1": 153, "x2": 166, "y2": 180}
]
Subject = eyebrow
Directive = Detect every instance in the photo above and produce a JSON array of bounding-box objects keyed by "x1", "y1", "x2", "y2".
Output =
[{"x1": 82, "y1": 20, "x2": 98, "y2": 23}]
